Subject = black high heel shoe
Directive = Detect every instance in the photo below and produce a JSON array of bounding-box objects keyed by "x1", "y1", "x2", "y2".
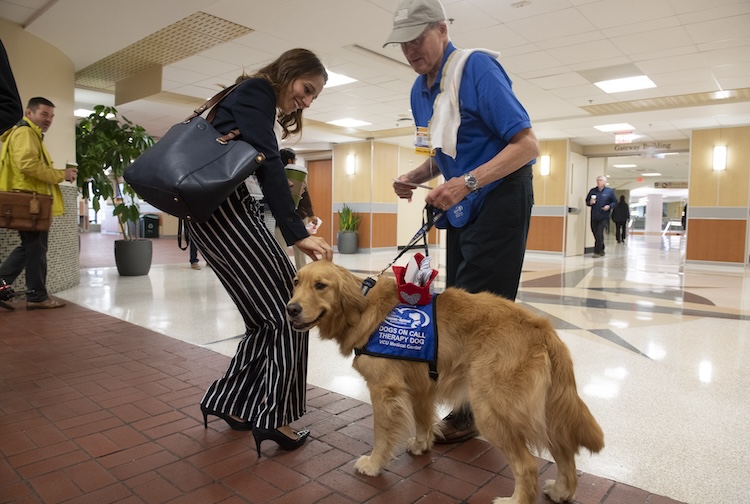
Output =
[
  {"x1": 200, "y1": 404, "x2": 253, "y2": 431},
  {"x1": 252, "y1": 426, "x2": 309, "y2": 456}
]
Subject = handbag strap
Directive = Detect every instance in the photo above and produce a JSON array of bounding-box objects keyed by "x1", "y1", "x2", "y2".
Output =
[
  {"x1": 177, "y1": 218, "x2": 189, "y2": 251},
  {"x1": 183, "y1": 84, "x2": 241, "y2": 144}
]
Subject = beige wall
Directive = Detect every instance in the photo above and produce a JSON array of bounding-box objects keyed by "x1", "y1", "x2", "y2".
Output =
[
  {"x1": 0, "y1": 20, "x2": 80, "y2": 292},
  {"x1": 690, "y1": 127, "x2": 750, "y2": 207},
  {"x1": 396, "y1": 146, "x2": 436, "y2": 247},
  {"x1": 332, "y1": 141, "x2": 436, "y2": 251},
  {"x1": 333, "y1": 142, "x2": 373, "y2": 206},
  {"x1": 528, "y1": 139, "x2": 568, "y2": 252},
  {"x1": 533, "y1": 139, "x2": 567, "y2": 206},
  {"x1": 1, "y1": 19, "x2": 76, "y2": 168},
  {"x1": 687, "y1": 126, "x2": 750, "y2": 263}
]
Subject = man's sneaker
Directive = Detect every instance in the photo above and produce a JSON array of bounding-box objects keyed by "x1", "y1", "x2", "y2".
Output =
[
  {"x1": 27, "y1": 298, "x2": 66, "y2": 310},
  {"x1": 191, "y1": 263, "x2": 201, "y2": 270}
]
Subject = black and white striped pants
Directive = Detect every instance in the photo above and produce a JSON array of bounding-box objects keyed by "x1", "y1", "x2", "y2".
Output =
[{"x1": 191, "y1": 186, "x2": 307, "y2": 429}]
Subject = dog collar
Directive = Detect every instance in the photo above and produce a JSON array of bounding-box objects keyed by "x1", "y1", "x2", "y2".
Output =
[{"x1": 361, "y1": 277, "x2": 377, "y2": 296}]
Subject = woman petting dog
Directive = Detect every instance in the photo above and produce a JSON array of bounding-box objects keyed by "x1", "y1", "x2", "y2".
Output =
[
  {"x1": 287, "y1": 261, "x2": 604, "y2": 504},
  {"x1": 193, "y1": 49, "x2": 333, "y2": 454}
]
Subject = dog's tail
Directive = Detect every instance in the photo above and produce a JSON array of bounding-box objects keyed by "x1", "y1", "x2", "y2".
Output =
[
  {"x1": 546, "y1": 330, "x2": 604, "y2": 455},
  {"x1": 574, "y1": 397, "x2": 604, "y2": 454}
]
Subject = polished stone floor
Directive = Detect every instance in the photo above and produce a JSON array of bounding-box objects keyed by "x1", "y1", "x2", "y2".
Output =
[{"x1": 2, "y1": 229, "x2": 747, "y2": 503}]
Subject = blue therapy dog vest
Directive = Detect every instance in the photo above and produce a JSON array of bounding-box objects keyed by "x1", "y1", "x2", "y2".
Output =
[{"x1": 355, "y1": 295, "x2": 440, "y2": 381}]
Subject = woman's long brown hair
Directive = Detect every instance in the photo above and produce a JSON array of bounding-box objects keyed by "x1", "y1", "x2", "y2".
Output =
[{"x1": 236, "y1": 48, "x2": 327, "y2": 139}]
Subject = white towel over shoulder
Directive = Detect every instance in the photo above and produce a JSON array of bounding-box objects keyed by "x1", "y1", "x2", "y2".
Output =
[{"x1": 429, "y1": 48, "x2": 501, "y2": 159}]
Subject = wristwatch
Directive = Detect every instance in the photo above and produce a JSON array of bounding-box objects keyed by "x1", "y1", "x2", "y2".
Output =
[{"x1": 464, "y1": 172, "x2": 479, "y2": 192}]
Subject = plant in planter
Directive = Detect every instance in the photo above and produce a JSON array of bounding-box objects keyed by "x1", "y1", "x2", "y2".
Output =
[
  {"x1": 337, "y1": 203, "x2": 361, "y2": 254},
  {"x1": 76, "y1": 105, "x2": 155, "y2": 275}
]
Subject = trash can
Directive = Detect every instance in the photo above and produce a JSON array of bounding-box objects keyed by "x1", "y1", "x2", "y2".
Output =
[{"x1": 139, "y1": 214, "x2": 159, "y2": 238}]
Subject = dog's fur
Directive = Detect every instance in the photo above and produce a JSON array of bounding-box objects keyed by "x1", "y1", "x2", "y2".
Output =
[{"x1": 287, "y1": 261, "x2": 604, "y2": 504}]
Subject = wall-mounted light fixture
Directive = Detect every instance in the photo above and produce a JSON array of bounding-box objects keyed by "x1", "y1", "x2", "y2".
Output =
[
  {"x1": 540, "y1": 155, "x2": 551, "y2": 176},
  {"x1": 346, "y1": 154, "x2": 356, "y2": 175},
  {"x1": 712, "y1": 145, "x2": 727, "y2": 171}
]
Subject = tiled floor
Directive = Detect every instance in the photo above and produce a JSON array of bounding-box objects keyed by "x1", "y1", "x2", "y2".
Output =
[{"x1": 2, "y1": 230, "x2": 748, "y2": 503}]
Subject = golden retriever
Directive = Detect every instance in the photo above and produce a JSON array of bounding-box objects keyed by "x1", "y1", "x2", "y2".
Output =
[{"x1": 286, "y1": 261, "x2": 604, "y2": 504}]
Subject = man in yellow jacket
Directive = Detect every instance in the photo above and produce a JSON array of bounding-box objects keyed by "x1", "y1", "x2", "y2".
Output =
[{"x1": 0, "y1": 97, "x2": 77, "y2": 310}]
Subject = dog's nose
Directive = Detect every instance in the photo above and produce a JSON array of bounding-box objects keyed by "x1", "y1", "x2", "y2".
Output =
[{"x1": 286, "y1": 303, "x2": 302, "y2": 318}]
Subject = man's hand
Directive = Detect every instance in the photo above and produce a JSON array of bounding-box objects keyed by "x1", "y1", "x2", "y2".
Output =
[
  {"x1": 425, "y1": 176, "x2": 470, "y2": 211},
  {"x1": 64, "y1": 167, "x2": 78, "y2": 182},
  {"x1": 393, "y1": 176, "x2": 415, "y2": 202}
]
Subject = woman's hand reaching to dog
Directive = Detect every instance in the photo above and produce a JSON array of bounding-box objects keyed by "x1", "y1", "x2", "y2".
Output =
[{"x1": 295, "y1": 236, "x2": 334, "y2": 262}]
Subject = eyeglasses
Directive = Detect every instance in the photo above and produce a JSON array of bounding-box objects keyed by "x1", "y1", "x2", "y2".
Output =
[{"x1": 400, "y1": 28, "x2": 432, "y2": 50}]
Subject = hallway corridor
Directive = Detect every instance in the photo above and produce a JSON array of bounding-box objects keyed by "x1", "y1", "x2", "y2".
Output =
[{"x1": 3, "y1": 230, "x2": 747, "y2": 503}]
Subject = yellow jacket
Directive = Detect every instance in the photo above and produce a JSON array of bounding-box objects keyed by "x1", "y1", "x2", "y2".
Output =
[{"x1": 0, "y1": 117, "x2": 65, "y2": 216}]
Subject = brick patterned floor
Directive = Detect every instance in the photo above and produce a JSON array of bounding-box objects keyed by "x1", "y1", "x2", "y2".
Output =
[{"x1": 0, "y1": 302, "x2": 686, "y2": 504}]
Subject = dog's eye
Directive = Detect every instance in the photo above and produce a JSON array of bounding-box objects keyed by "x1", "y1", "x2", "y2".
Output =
[
  {"x1": 293, "y1": 277, "x2": 299, "y2": 286},
  {"x1": 314, "y1": 282, "x2": 327, "y2": 290}
]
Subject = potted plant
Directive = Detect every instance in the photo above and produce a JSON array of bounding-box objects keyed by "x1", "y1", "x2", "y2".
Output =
[
  {"x1": 76, "y1": 105, "x2": 155, "y2": 275},
  {"x1": 337, "y1": 203, "x2": 361, "y2": 254}
]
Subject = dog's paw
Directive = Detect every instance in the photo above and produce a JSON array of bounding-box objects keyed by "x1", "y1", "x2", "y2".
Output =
[
  {"x1": 542, "y1": 479, "x2": 571, "y2": 503},
  {"x1": 491, "y1": 497, "x2": 515, "y2": 504},
  {"x1": 354, "y1": 455, "x2": 382, "y2": 476},
  {"x1": 407, "y1": 436, "x2": 430, "y2": 455}
]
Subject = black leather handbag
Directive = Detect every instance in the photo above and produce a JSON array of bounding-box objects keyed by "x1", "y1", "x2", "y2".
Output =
[{"x1": 123, "y1": 84, "x2": 266, "y2": 222}]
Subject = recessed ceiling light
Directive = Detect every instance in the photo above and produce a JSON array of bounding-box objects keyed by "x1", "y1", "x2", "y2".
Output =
[
  {"x1": 641, "y1": 172, "x2": 661, "y2": 177},
  {"x1": 594, "y1": 123, "x2": 635, "y2": 132},
  {"x1": 325, "y1": 70, "x2": 357, "y2": 88},
  {"x1": 613, "y1": 164, "x2": 637, "y2": 168},
  {"x1": 327, "y1": 118, "x2": 371, "y2": 128},
  {"x1": 594, "y1": 75, "x2": 656, "y2": 93}
]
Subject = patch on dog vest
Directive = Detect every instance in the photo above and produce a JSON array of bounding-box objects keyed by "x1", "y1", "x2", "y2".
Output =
[{"x1": 355, "y1": 295, "x2": 439, "y2": 380}]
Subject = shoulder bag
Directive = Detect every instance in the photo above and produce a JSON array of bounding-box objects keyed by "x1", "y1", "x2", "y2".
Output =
[
  {"x1": 123, "y1": 84, "x2": 266, "y2": 223},
  {"x1": 0, "y1": 190, "x2": 52, "y2": 232},
  {"x1": 0, "y1": 122, "x2": 53, "y2": 232}
]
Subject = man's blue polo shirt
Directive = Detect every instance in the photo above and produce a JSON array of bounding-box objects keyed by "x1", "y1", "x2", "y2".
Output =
[{"x1": 410, "y1": 42, "x2": 533, "y2": 183}]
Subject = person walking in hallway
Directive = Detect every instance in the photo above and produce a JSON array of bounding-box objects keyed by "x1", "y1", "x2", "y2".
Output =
[
  {"x1": 192, "y1": 49, "x2": 333, "y2": 455},
  {"x1": 611, "y1": 194, "x2": 630, "y2": 243},
  {"x1": 0, "y1": 97, "x2": 77, "y2": 310},
  {"x1": 587, "y1": 175, "x2": 617, "y2": 256},
  {"x1": 388, "y1": 0, "x2": 539, "y2": 443}
]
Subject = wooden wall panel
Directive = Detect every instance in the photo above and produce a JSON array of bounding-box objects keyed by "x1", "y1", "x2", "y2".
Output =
[
  {"x1": 306, "y1": 158, "x2": 333, "y2": 244},
  {"x1": 372, "y1": 213, "x2": 397, "y2": 248},
  {"x1": 686, "y1": 219, "x2": 746, "y2": 263},
  {"x1": 527, "y1": 216, "x2": 564, "y2": 252}
]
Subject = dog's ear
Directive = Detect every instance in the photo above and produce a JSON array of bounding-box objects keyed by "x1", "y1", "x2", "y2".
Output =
[{"x1": 333, "y1": 264, "x2": 368, "y2": 324}]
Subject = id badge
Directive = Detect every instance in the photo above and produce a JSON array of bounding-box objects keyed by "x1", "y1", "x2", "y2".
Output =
[{"x1": 415, "y1": 126, "x2": 432, "y2": 155}]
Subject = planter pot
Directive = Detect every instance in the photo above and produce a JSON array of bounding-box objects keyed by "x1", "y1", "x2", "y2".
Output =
[
  {"x1": 337, "y1": 231, "x2": 358, "y2": 254},
  {"x1": 114, "y1": 238, "x2": 152, "y2": 276}
]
